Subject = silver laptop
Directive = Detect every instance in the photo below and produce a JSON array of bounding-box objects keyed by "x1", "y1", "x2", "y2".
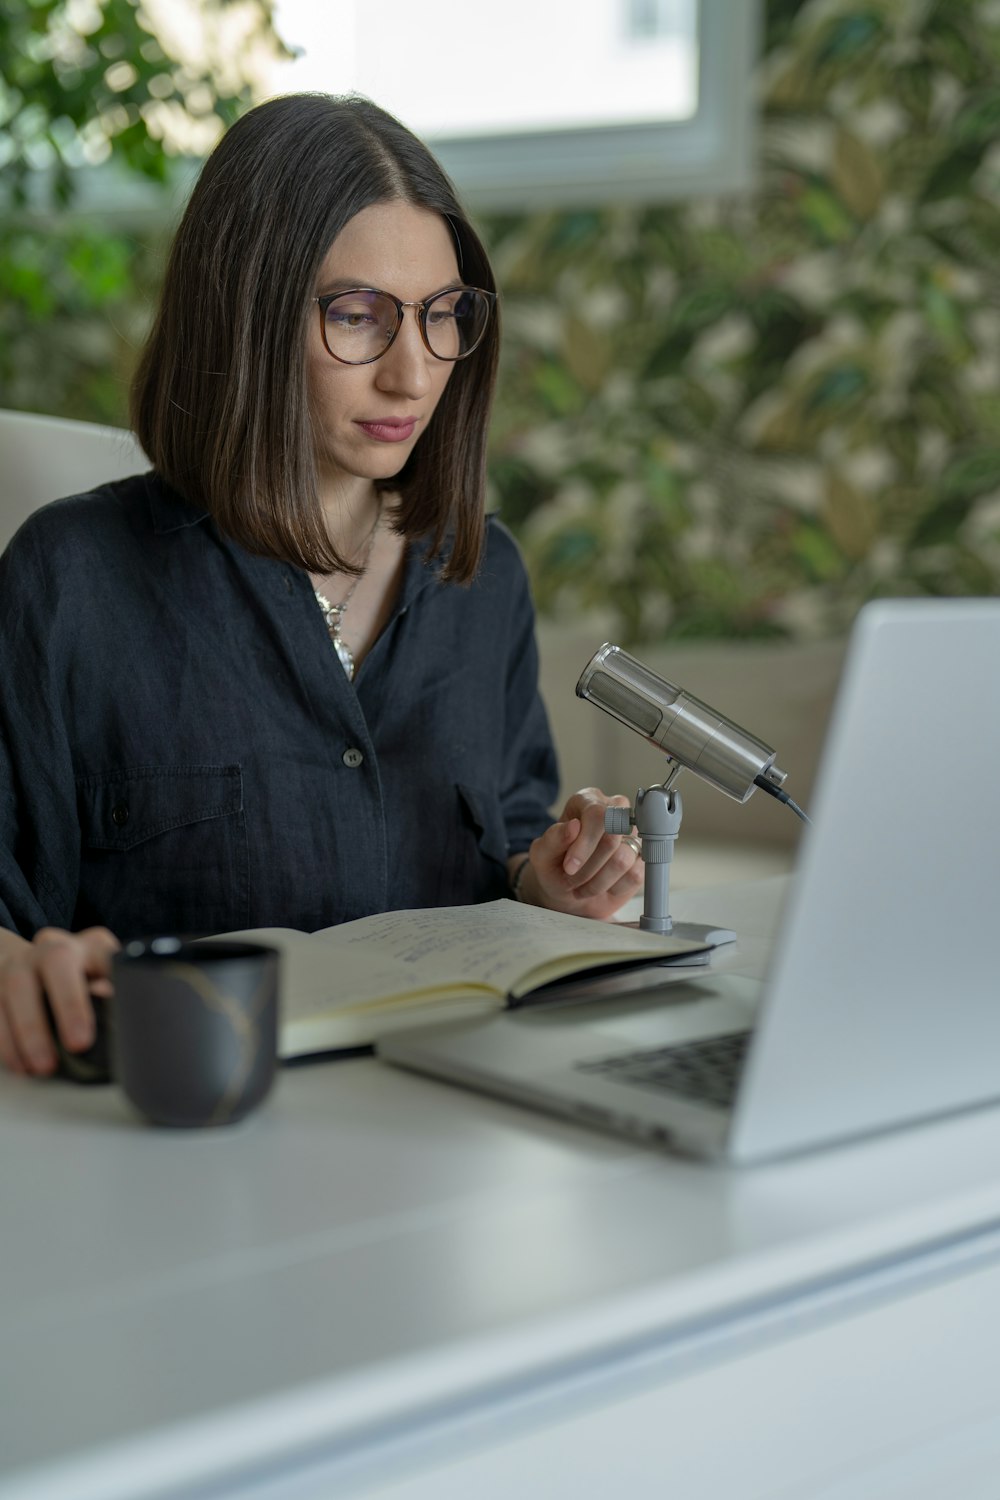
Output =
[{"x1": 380, "y1": 601, "x2": 1000, "y2": 1163}]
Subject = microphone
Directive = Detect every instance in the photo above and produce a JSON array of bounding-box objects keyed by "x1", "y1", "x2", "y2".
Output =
[{"x1": 576, "y1": 643, "x2": 788, "y2": 804}]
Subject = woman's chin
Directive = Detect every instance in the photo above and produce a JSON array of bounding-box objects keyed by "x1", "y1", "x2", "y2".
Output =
[{"x1": 315, "y1": 449, "x2": 412, "y2": 489}]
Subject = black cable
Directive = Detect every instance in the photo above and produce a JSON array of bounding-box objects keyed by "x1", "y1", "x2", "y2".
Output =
[{"x1": 753, "y1": 773, "x2": 811, "y2": 824}]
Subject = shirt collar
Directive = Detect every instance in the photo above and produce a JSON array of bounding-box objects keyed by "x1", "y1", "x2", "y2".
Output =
[
  {"x1": 143, "y1": 473, "x2": 469, "y2": 603},
  {"x1": 145, "y1": 474, "x2": 211, "y2": 535}
]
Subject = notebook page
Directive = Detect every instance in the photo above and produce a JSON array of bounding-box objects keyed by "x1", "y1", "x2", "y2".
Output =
[{"x1": 327, "y1": 900, "x2": 697, "y2": 997}]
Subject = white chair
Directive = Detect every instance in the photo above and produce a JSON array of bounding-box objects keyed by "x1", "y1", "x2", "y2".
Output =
[{"x1": 0, "y1": 408, "x2": 145, "y2": 553}]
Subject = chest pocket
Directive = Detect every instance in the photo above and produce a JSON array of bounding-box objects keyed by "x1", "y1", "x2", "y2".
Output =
[{"x1": 75, "y1": 765, "x2": 248, "y2": 940}]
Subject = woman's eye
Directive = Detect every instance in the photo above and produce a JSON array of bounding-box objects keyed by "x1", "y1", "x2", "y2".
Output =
[
  {"x1": 427, "y1": 297, "x2": 462, "y2": 325},
  {"x1": 330, "y1": 308, "x2": 378, "y2": 328}
]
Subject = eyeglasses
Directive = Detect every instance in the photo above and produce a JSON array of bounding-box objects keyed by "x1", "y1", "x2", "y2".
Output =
[{"x1": 314, "y1": 285, "x2": 496, "y2": 365}]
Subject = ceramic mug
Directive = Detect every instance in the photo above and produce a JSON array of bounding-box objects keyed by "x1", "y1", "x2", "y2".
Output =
[{"x1": 111, "y1": 938, "x2": 280, "y2": 1127}]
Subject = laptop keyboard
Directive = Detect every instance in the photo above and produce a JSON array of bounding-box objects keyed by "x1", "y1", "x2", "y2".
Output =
[{"x1": 577, "y1": 1030, "x2": 751, "y2": 1110}]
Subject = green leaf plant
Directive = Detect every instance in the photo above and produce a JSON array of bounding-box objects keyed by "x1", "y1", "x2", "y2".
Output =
[{"x1": 0, "y1": 0, "x2": 290, "y2": 422}]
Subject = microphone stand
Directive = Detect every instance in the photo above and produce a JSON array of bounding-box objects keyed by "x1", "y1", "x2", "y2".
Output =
[{"x1": 605, "y1": 771, "x2": 736, "y2": 947}]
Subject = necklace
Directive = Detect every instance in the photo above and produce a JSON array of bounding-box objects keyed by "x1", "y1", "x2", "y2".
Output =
[{"x1": 314, "y1": 499, "x2": 383, "y2": 681}]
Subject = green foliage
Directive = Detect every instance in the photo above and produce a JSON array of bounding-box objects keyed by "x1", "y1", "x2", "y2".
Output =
[
  {"x1": 484, "y1": 0, "x2": 1000, "y2": 641},
  {"x1": 0, "y1": 220, "x2": 164, "y2": 422},
  {"x1": 0, "y1": 0, "x2": 287, "y2": 203},
  {"x1": 0, "y1": 0, "x2": 288, "y2": 421}
]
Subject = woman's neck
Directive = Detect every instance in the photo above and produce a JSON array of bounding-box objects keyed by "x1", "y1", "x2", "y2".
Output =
[{"x1": 317, "y1": 474, "x2": 383, "y2": 566}]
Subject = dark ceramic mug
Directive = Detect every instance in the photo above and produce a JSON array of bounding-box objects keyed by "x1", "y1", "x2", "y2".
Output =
[{"x1": 110, "y1": 938, "x2": 280, "y2": 1127}]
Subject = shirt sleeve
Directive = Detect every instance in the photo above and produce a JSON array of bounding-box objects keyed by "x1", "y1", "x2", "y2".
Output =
[
  {"x1": 0, "y1": 516, "x2": 82, "y2": 936},
  {"x1": 490, "y1": 522, "x2": 560, "y2": 854}
]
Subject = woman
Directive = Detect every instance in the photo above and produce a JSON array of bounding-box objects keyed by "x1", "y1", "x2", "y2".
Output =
[{"x1": 0, "y1": 93, "x2": 643, "y2": 1078}]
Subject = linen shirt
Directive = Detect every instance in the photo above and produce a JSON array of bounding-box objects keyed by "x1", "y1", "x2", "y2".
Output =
[{"x1": 0, "y1": 473, "x2": 559, "y2": 942}]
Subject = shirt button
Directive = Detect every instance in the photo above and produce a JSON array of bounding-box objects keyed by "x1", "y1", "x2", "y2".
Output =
[
  {"x1": 111, "y1": 802, "x2": 130, "y2": 827},
  {"x1": 342, "y1": 748, "x2": 364, "y2": 769}
]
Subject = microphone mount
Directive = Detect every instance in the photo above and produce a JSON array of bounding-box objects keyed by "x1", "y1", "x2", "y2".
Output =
[{"x1": 605, "y1": 779, "x2": 735, "y2": 947}]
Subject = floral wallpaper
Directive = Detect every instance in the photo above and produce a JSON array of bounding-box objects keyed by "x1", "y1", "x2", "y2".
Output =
[{"x1": 484, "y1": 0, "x2": 1000, "y2": 642}]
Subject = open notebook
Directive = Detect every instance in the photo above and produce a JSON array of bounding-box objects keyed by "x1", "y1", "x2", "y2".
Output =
[{"x1": 380, "y1": 599, "x2": 1000, "y2": 1164}]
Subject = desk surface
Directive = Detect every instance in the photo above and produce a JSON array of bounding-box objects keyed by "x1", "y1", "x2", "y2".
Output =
[{"x1": 5, "y1": 878, "x2": 1000, "y2": 1500}]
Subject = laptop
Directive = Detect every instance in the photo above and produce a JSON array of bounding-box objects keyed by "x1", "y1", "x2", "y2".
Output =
[{"x1": 379, "y1": 600, "x2": 1000, "y2": 1163}]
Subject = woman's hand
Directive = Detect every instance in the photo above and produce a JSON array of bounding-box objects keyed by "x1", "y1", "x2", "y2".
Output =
[
  {"x1": 515, "y1": 787, "x2": 644, "y2": 922},
  {"x1": 0, "y1": 926, "x2": 120, "y2": 1076}
]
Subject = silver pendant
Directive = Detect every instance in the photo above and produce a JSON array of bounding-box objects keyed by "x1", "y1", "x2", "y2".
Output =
[
  {"x1": 315, "y1": 593, "x2": 358, "y2": 681},
  {"x1": 332, "y1": 631, "x2": 355, "y2": 680},
  {"x1": 312, "y1": 503, "x2": 381, "y2": 687}
]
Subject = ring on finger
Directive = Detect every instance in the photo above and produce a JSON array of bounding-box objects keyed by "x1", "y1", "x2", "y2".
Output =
[{"x1": 622, "y1": 835, "x2": 643, "y2": 858}]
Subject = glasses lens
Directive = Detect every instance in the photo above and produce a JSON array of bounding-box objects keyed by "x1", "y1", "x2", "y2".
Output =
[
  {"x1": 424, "y1": 289, "x2": 491, "y2": 360},
  {"x1": 323, "y1": 290, "x2": 399, "y2": 364}
]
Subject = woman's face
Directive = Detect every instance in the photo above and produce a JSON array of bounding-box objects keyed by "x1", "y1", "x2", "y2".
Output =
[{"x1": 307, "y1": 200, "x2": 461, "y2": 497}]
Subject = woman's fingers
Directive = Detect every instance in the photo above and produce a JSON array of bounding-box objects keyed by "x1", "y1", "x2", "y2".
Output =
[
  {"x1": 525, "y1": 787, "x2": 645, "y2": 920},
  {"x1": 566, "y1": 832, "x2": 644, "y2": 901},
  {"x1": 0, "y1": 986, "x2": 25, "y2": 1074},
  {"x1": 2, "y1": 953, "x2": 57, "y2": 1074},
  {"x1": 78, "y1": 927, "x2": 121, "y2": 982},
  {"x1": 35, "y1": 931, "x2": 99, "y2": 1053},
  {"x1": 555, "y1": 790, "x2": 639, "y2": 894},
  {"x1": 558, "y1": 789, "x2": 631, "y2": 878},
  {"x1": 0, "y1": 926, "x2": 120, "y2": 1076}
]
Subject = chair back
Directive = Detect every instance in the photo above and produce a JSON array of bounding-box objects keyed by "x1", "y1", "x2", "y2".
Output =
[{"x1": 0, "y1": 409, "x2": 145, "y2": 553}]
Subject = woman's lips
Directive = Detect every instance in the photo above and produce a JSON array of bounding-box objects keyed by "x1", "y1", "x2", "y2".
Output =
[{"x1": 356, "y1": 418, "x2": 417, "y2": 443}]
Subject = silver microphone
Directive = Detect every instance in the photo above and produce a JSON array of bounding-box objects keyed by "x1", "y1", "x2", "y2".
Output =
[{"x1": 576, "y1": 643, "x2": 788, "y2": 804}]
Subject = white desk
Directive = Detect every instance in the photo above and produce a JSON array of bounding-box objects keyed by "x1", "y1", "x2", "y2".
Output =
[{"x1": 4, "y1": 879, "x2": 1000, "y2": 1500}]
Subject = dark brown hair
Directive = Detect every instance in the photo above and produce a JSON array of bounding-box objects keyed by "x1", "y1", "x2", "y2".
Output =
[{"x1": 130, "y1": 93, "x2": 499, "y2": 581}]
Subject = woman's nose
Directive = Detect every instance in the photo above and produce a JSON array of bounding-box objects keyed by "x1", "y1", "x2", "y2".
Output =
[{"x1": 374, "y1": 307, "x2": 432, "y2": 397}]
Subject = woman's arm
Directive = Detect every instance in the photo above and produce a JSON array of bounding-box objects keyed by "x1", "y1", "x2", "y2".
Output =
[
  {"x1": 489, "y1": 526, "x2": 643, "y2": 921},
  {"x1": 0, "y1": 513, "x2": 122, "y2": 1076}
]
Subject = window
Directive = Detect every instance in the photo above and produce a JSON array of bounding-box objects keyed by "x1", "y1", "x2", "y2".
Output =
[{"x1": 267, "y1": 0, "x2": 759, "y2": 207}]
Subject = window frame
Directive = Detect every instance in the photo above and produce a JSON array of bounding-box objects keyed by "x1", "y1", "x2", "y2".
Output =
[{"x1": 429, "y1": 0, "x2": 761, "y2": 209}]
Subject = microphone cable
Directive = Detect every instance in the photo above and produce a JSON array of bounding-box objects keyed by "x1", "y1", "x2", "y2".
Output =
[{"x1": 753, "y1": 773, "x2": 811, "y2": 824}]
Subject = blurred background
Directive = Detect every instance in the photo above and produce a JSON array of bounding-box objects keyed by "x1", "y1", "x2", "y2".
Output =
[{"x1": 2, "y1": 0, "x2": 999, "y2": 653}]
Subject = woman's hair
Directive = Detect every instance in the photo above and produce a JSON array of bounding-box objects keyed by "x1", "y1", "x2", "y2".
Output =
[{"x1": 130, "y1": 93, "x2": 499, "y2": 582}]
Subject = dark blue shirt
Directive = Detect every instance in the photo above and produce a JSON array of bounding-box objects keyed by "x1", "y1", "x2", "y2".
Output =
[{"x1": 0, "y1": 473, "x2": 559, "y2": 941}]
